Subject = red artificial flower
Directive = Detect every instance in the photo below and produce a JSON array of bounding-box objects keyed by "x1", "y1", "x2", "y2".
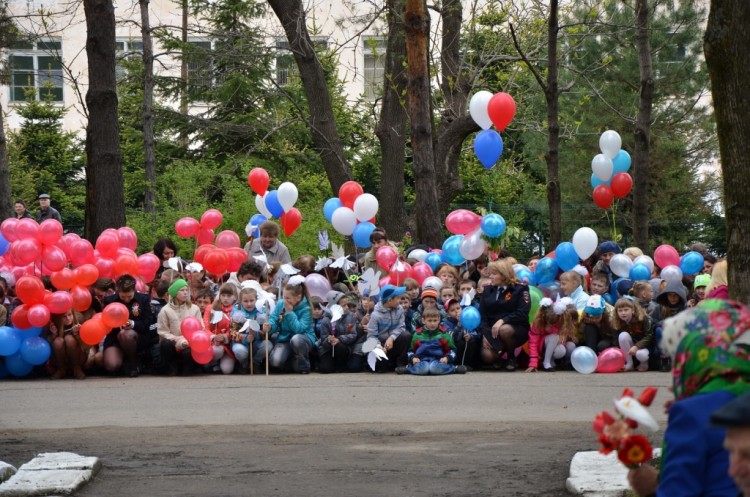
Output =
[
  {"x1": 626, "y1": 418, "x2": 639, "y2": 429},
  {"x1": 620, "y1": 387, "x2": 634, "y2": 399},
  {"x1": 598, "y1": 433, "x2": 618, "y2": 455},
  {"x1": 617, "y1": 435, "x2": 653, "y2": 467},
  {"x1": 593, "y1": 410, "x2": 616, "y2": 434},
  {"x1": 638, "y1": 387, "x2": 658, "y2": 407}
]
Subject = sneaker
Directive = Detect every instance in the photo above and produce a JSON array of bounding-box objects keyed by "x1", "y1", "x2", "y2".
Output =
[
  {"x1": 542, "y1": 365, "x2": 556, "y2": 372},
  {"x1": 453, "y1": 365, "x2": 467, "y2": 374},
  {"x1": 395, "y1": 366, "x2": 408, "y2": 375},
  {"x1": 505, "y1": 357, "x2": 517, "y2": 372}
]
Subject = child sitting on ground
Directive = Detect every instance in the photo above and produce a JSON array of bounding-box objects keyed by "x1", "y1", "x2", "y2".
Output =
[
  {"x1": 526, "y1": 298, "x2": 578, "y2": 372},
  {"x1": 319, "y1": 293, "x2": 358, "y2": 373},
  {"x1": 365, "y1": 284, "x2": 411, "y2": 370},
  {"x1": 230, "y1": 286, "x2": 267, "y2": 374},
  {"x1": 398, "y1": 307, "x2": 466, "y2": 375},
  {"x1": 204, "y1": 283, "x2": 238, "y2": 374},
  {"x1": 579, "y1": 294, "x2": 612, "y2": 352},
  {"x1": 403, "y1": 278, "x2": 421, "y2": 311},
  {"x1": 442, "y1": 298, "x2": 479, "y2": 369},
  {"x1": 613, "y1": 297, "x2": 652, "y2": 372},
  {"x1": 412, "y1": 287, "x2": 439, "y2": 330}
]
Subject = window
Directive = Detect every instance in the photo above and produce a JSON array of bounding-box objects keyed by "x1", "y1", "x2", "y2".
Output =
[
  {"x1": 275, "y1": 38, "x2": 328, "y2": 86},
  {"x1": 362, "y1": 37, "x2": 386, "y2": 100},
  {"x1": 115, "y1": 38, "x2": 144, "y2": 81},
  {"x1": 9, "y1": 40, "x2": 63, "y2": 102},
  {"x1": 186, "y1": 40, "x2": 214, "y2": 97}
]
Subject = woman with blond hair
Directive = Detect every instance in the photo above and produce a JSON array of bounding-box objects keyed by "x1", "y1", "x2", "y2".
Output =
[{"x1": 705, "y1": 259, "x2": 728, "y2": 300}]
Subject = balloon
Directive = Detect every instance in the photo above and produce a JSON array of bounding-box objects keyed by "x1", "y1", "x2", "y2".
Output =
[
  {"x1": 16, "y1": 276, "x2": 45, "y2": 305},
  {"x1": 353, "y1": 194, "x2": 379, "y2": 222},
  {"x1": 572, "y1": 227, "x2": 598, "y2": 260},
  {"x1": 528, "y1": 286, "x2": 543, "y2": 324},
  {"x1": 194, "y1": 244, "x2": 215, "y2": 265},
  {"x1": 515, "y1": 267, "x2": 536, "y2": 286},
  {"x1": 571, "y1": 346, "x2": 598, "y2": 374},
  {"x1": 95, "y1": 231, "x2": 120, "y2": 259},
  {"x1": 80, "y1": 317, "x2": 110, "y2": 346},
  {"x1": 353, "y1": 222, "x2": 376, "y2": 248},
  {"x1": 487, "y1": 92, "x2": 516, "y2": 131},
  {"x1": 0, "y1": 232, "x2": 8, "y2": 256},
  {"x1": 1, "y1": 218, "x2": 19, "y2": 242},
  {"x1": 442, "y1": 235, "x2": 466, "y2": 266},
  {"x1": 611, "y1": 172, "x2": 633, "y2": 198},
  {"x1": 102, "y1": 303, "x2": 130, "y2": 328},
  {"x1": 654, "y1": 244, "x2": 680, "y2": 268},
  {"x1": 40, "y1": 245, "x2": 66, "y2": 272},
  {"x1": 388, "y1": 261, "x2": 413, "y2": 286},
  {"x1": 16, "y1": 218, "x2": 40, "y2": 240},
  {"x1": 305, "y1": 273, "x2": 332, "y2": 300},
  {"x1": 375, "y1": 246, "x2": 399, "y2": 271},
  {"x1": 591, "y1": 154, "x2": 614, "y2": 182},
  {"x1": 596, "y1": 347, "x2": 626, "y2": 373},
  {"x1": 0, "y1": 326, "x2": 22, "y2": 356},
  {"x1": 137, "y1": 254, "x2": 162, "y2": 278},
  {"x1": 590, "y1": 172, "x2": 611, "y2": 189},
  {"x1": 277, "y1": 182, "x2": 299, "y2": 212},
  {"x1": 116, "y1": 227, "x2": 138, "y2": 251},
  {"x1": 175, "y1": 217, "x2": 200, "y2": 238},
  {"x1": 180, "y1": 317, "x2": 203, "y2": 341},
  {"x1": 215, "y1": 230, "x2": 241, "y2": 249},
  {"x1": 255, "y1": 193, "x2": 272, "y2": 219},
  {"x1": 610, "y1": 277, "x2": 627, "y2": 301},
  {"x1": 199, "y1": 209, "x2": 222, "y2": 230},
  {"x1": 246, "y1": 213, "x2": 268, "y2": 239},
  {"x1": 481, "y1": 213, "x2": 506, "y2": 238},
  {"x1": 264, "y1": 191, "x2": 284, "y2": 219},
  {"x1": 45, "y1": 291, "x2": 73, "y2": 314},
  {"x1": 411, "y1": 262, "x2": 433, "y2": 286},
  {"x1": 11, "y1": 305, "x2": 31, "y2": 329},
  {"x1": 473, "y1": 129, "x2": 503, "y2": 169},
  {"x1": 612, "y1": 149, "x2": 631, "y2": 173},
  {"x1": 70, "y1": 239, "x2": 95, "y2": 265},
  {"x1": 422, "y1": 276, "x2": 443, "y2": 292},
  {"x1": 593, "y1": 184, "x2": 614, "y2": 209},
  {"x1": 599, "y1": 130, "x2": 622, "y2": 159},
  {"x1": 38, "y1": 219, "x2": 63, "y2": 246},
  {"x1": 49, "y1": 269, "x2": 75, "y2": 291},
  {"x1": 555, "y1": 242, "x2": 579, "y2": 271},
  {"x1": 469, "y1": 90, "x2": 493, "y2": 129},
  {"x1": 248, "y1": 168, "x2": 270, "y2": 196},
  {"x1": 71, "y1": 285, "x2": 93, "y2": 312},
  {"x1": 323, "y1": 198, "x2": 343, "y2": 223},
  {"x1": 661, "y1": 265, "x2": 683, "y2": 283},
  {"x1": 460, "y1": 306, "x2": 481, "y2": 331},
  {"x1": 338, "y1": 181, "x2": 364, "y2": 209},
  {"x1": 189, "y1": 330, "x2": 211, "y2": 353},
  {"x1": 609, "y1": 254, "x2": 634, "y2": 278},
  {"x1": 5, "y1": 352, "x2": 33, "y2": 377},
  {"x1": 196, "y1": 228, "x2": 215, "y2": 246},
  {"x1": 633, "y1": 255, "x2": 654, "y2": 273},
  {"x1": 331, "y1": 207, "x2": 357, "y2": 236},
  {"x1": 26, "y1": 304, "x2": 50, "y2": 328},
  {"x1": 680, "y1": 251, "x2": 704, "y2": 276},
  {"x1": 226, "y1": 247, "x2": 248, "y2": 273},
  {"x1": 535, "y1": 257, "x2": 558, "y2": 284},
  {"x1": 114, "y1": 253, "x2": 139, "y2": 277},
  {"x1": 424, "y1": 252, "x2": 443, "y2": 272},
  {"x1": 459, "y1": 229, "x2": 486, "y2": 260},
  {"x1": 20, "y1": 336, "x2": 51, "y2": 365},
  {"x1": 74, "y1": 264, "x2": 99, "y2": 286},
  {"x1": 629, "y1": 263, "x2": 651, "y2": 282},
  {"x1": 407, "y1": 249, "x2": 428, "y2": 262},
  {"x1": 191, "y1": 347, "x2": 214, "y2": 365},
  {"x1": 379, "y1": 275, "x2": 391, "y2": 288},
  {"x1": 445, "y1": 209, "x2": 482, "y2": 235},
  {"x1": 280, "y1": 208, "x2": 302, "y2": 237},
  {"x1": 11, "y1": 238, "x2": 42, "y2": 266},
  {"x1": 203, "y1": 250, "x2": 230, "y2": 275}
]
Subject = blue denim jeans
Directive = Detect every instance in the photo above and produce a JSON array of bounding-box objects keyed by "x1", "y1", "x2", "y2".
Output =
[{"x1": 408, "y1": 358, "x2": 455, "y2": 375}]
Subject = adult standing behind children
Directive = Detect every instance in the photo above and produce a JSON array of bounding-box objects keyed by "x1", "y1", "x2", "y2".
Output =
[
  {"x1": 592, "y1": 241, "x2": 621, "y2": 285},
  {"x1": 36, "y1": 193, "x2": 61, "y2": 223},
  {"x1": 244, "y1": 221, "x2": 292, "y2": 264},
  {"x1": 14, "y1": 200, "x2": 34, "y2": 219},
  {"x1": 361, "y1": 228, "x2": 398, "y2": 275}
]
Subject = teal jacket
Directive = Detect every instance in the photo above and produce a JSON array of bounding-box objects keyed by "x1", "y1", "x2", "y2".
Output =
[{"x1": 267, "y1": 297, "x2": 314, "y2": 345}]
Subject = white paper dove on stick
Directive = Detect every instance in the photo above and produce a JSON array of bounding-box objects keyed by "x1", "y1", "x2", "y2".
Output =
[
  {"x1": 367, "y1": 347, "x2": 389, "y2": 371},
  {"x1": 315, "y1": 256, "x2": 332, "y2": 272},
  {"x1": 241, "y1": 280, "x2": 276, "y2": 310},
  {"x1": 329, "y1": 304, "x2": 344, "y2": 325},
  {"x1": 329, "y1": 242, "x2": 355, "y2": 271},
  {"x1": 358, "y1": 268, "x2": 382, "y2": 297},
  {"x1": 210, "y1": 310, "x2": 224, "y2": 325},
  {"x1": 280, "y1": 263, "x2": 300, "y2": 276},
  {"x1": 239, "y1": 319, "x2": 260, "y2": 334},
  {"x1": 167, "y1": 257, "x2": 183, "y2": 273}
]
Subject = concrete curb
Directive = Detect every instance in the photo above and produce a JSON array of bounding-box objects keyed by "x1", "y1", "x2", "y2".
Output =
[
  {"x1": 0, "y1": 453, "x2": 100, "y2": 496},
  {"x1": 566, "y1": 449, "x2": 661, "y2": 497},
  {"x1": 0, "y1": 464, "x2": 16, "y2": 485}
]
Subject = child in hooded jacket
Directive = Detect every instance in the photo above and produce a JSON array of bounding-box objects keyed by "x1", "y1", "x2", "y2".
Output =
[
  {"x1": 526, "y1": 298, "x2": 578, "y2": 372},
  {"x1": 649, "y1": 280, "x2": 687, "y2": 371},
  {"x1": 613, "y1": 297, "x2": 653, "y2": 371},
  {"x1": 366, "y1": 284, "x2": 411, "y2": 369},
  {"x1": 262, "y1": 276, "x2": 314, "y2": 373},
  {"x1": 318, "y1": 293, "x2": 358, "y2": 373}
]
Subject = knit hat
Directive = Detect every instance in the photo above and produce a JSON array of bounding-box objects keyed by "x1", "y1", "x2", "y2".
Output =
[
  {"x1": 421, "y1": 288, "x2": 438, "y2": 300},
  {"x1": 584, "y1": 294, "x2": 606, "y2": 317},
  {"x1": 168, "y1": 279, "x2": 189, "y2": 298},
  {"x1": 694, "y1": 274, "x2": 711, "y2": 290},
  {"x1": 325, "y1": 290, "x2": 345, "y2": 305},
  {"x1": 598, "y1": 241, "x2": 621, "y2": 255},
  {"x1": 616, "y1": 278, "x2": 634, "y2": 297}
]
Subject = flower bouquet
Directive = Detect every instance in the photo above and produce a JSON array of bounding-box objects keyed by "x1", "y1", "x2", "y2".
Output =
[{"x1": 593, "y1": 387, "x2": 659, "y2": 468}]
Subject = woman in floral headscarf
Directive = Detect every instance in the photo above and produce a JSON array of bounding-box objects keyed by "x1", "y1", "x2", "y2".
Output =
[{"x1": 628, "y1": 300, "x2": 750, "y2": 497}]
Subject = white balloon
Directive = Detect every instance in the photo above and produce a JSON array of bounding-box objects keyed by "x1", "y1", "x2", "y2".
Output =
[
  {"x1": 633, "y1": 255, "x2": 655, "y2": 273},
  {"x1": 591, "y1": 154, "x2": 614, "y2": 182},
  {"x1": 422, "y1": 276, "x2": 443, "y2": 292},
  {"x1": 277, "y1": 182, "x2": 298, "y2": 213},
  {"x1": 469, "y1": 91, "x2": 494, "y2": 130},
  {"x1": 609, "y1": 253, "x2": 634, "y2": 278},
  {"x1": 459, "y1": 228, "x2": 486, "y2": 260},
  {"x1": 661, "y1": 265, "x2": 683, "y2": 283},
  {"x1": 599, "y1": 130, "x2": 622, "y2": 159},
  {"x1": 331, "y1": 207, "x2": 357, "y2": 236},
  {"x1": 255, "y1": 194, "x2": 272, "y2": 219},
  {"x1": 408, "y1": 249, "x2": 428, "y2": 262},
  {"x1": 572, "y1": 227, "x2": 598, "y2": 260},
  {"x1": 353, "y1": 193, "x2": 379, "y2": 222}
]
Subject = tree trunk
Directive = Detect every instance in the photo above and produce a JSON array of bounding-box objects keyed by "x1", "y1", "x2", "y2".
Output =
[
  {"x1": 140, "y1": 0, "x2": 156, "y2": 215},
  {"x1": 545, "y1": 0, "x2": 562, "y2": 248},
  {"x1": 83, "y1": 0, "x2": 125, "y2": 240},
  {"x1": 0, "y1": 103, "x2": 12, "y2": 220},
  {"x1": 405, "y1": 0, "x2": 442, "y2": 247},
  {"x1": 375, "y1": 0, "x2": 408, "y2": 241},
  {"x1": 632, "y1": 0, "x2": 653, "y2": 250},
  {"x1": 180, "y1": 0, "x2": 188, "y2": 117},
  {"x1": 266, "y1": 0, "x2": 351, "y2": 193},
  {"x1": 704, "y1": 0, "x2": 750, "y2": 301}
]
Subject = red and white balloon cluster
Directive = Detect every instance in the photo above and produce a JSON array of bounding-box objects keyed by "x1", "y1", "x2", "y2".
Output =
[
  {"x1": 469, "y1": 91, "x2": 517, "y2": 169},
  {"x1": 591, "y1": 130, "x2": 633, "y2": 209},
  {"x1": 248, "y1": 168, "x2": 302, "y2": 237},
  {"x1": 322, "y1": 181, "x2": 379, "y2": 248},
  {"x1": 175, "y1": 209, "x2": 247, "y2": 275}
]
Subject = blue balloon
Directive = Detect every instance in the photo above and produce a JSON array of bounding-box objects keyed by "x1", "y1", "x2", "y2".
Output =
[
  {"x1": 611, "y1": 277, "x2": 627, "y2": 300},
  {"x1": 20, "y1": 336, "x2": 51, "y2": 366},
  {"x1": 264, "y1": 190, "x2": 284, "y2": 219},
  {"x1": 352, "y1": 222, "x2": 376, "y2": 248},
  {"x1": 16, "y1": 326, "x2": 43, "y2": 340},
  {"x1": 442, "y1": 235, "x2": 466, "y2": 265},
  {"x1": 481, "y1": 213, "x2": 506, "y2": 238},
  {"x1": 0, "y1": 326, "x2": 22, "y2": 356},
  {"x1": 424, "y1": 252, "x2": 443, "y2": 272},
  {"x1": 460, "y1": 306, "x2": 481, "y2": 331},
  {"x1": 555, "y1": 242, "x2": 579, "y2": 271},
  {"x1": 0, "y1": 359, "x2": 7, "y2": 379},
  {"x1": 473, "y1": 130, "x2": 504, "y2": 169},
  {"x1": 0, "y1": 232, "x2": 8, "y2": 256},
  {"x1": 249, "y1": 214, "x2": 267, "y2": 238},
  {"x1": 612, "y1": 150, "x2": 631, "y2": 174},
  {"x1": 603, "y1": 293, "x2": 615, "y2": 305},
  {"x1": 5, "y1": 352, "x2": 33, "y2": 377},
  {"x1": 323, "y1": 198, "x2": 342, "y2": 223},
  {"x1": 516, "y1": 268, "x2": 536, "y2": 286},
  {"x1": 590, "y1": 172, "x2": 611, "y2": 189},
  {"x1": 629, "y1": 263, "x2": 651, "y2": 281},
  {"x1": 571, "y1": 346, "x2": 598, "y2": 374},
  {"x1": 535, "y1": 257, "x2": 559, "y2": 284},
  {"x1": 679, "y1": 251, "x2": 704, "y2": 276}
]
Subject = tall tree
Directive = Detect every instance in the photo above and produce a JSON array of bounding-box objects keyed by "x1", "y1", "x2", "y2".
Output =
[
  {"x1": 704, "y1": 1, "x2": 750, "y2": 301},
  {"x1": 0, "y1": 3, "x2": 19, "y2": 220},
  {"x1": 83, "y1": 0, "x2": 126, "y2": 239},
  {"x1": 140, "y1": 0, "x2": 157, "y2": 215}
]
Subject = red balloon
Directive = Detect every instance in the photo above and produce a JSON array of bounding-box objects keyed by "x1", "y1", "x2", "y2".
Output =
[
  {"x1": 15, "y1": 218, "x2": 40, "y2": 241},
  {"x1": 338, "y1": 181, "x2": 364, "y2": 209},
  {"x1": 71, "y1": 285, "x2": 93, "y2": 312},
  {"x1": 411, "y1": 262, "x2": 434, "y2": 286},
  {"x1": 596, "y1": 347, "x2": 626, "y2": 373},
  {"x1": 226, "y1": 247, "x2": 248, "y2": 273},
  {"x1": 203, "y1": 250, "x2": 229, "y2": 275},
  {"x1": 1, "y1": 218, "x2": 19, "y2": 242},
  {"x1": 180, "y1": 317, "x2": 203, "y2": 341},
  {"x1": 280, "y1": 208, "x2": 302, "y2": 237},
  {"x1": 117, "y1": 227, "x2": 138, "y2": 251},
  {"x1": 80, "y1": 316, "x2": 111, "y2": 346},
  {"x1": 137, "y1": 253, "x2": 161, "y2": 278},
  {"x1": 38, "y1": 219, "x2": 63, "y2": 246},
  {"x1": 45, "y1": 291, "x2": 73, "y2": 314},
  {"x1": 16, "y1": 276, "x2": 46, "y2": 305},
  {"x1": 248, "y1": 168, "x2": 270, "y2": 196},
  {"x1": 200, "y1": 209, "x2": 224, "y2": 230},
  {"x1": 654, "y1": 244, "x2": 680, "y2": 269},
  {"x1": 194, "y1": 244, "x2": 216, "y2": 265},
  {"x1": 487, "y1": 92, "x2": 516, "y2": 131},
  {"x1": 102, "y1": 302, "x2": 130, "y2": 328},
  {"x1": 196, "y1": 228, "x2": 215, "y2": 246},
  {"x1": 375, "y1": 246, "x2": 398, "y2": 272},
  {"x1": 11, "y1": 238, "x2": 42, "y2": 266},
  {"x1": 94, "y1": 257, "x2": 115, "y2": 278},
  {"x1": 445, "y1": 209, "x2": 482, "y2": 235},
  {"x1": 175, "y1": 217, "x2": 200, "y2": 238},
  {"x1": 190, "y1": 330, "x2": 212, "y2": 353},
  {"x1": 215, "y1": 230, "x2": 241, "y2": 249},
  {"x1": 96, "y1": 232, "x2": 120, "y2": 259},
  {"x1": 389, "y1": 261, "x2": 413, "y2": 285},
  {"x1": 191, "y1": 346, "x2": 214, "y2": 365},
  {"x1": 379, "y1": 275, "x2": 391, "y2": 288},
  {"x1": 593, "y1": 184, "x2": 614, "y2": 209},
  {"x1": 41, "y1": 245, "x2": 67, "y2": 272},
  {"x1": 70, "y1": 239, "x2": 95, "y2": 265},
  {"x1": 11, "y1": 304, "x2": 31, "y2": 329},
  {"x1": 27, "y1": 304, "x2": 51, "y2": 327},
  {"x1": 611, "y1": 172, "x2": 633, "y2": 198},
  {"x1": 51, "y1": 268, "x2": 76, "y2": 291},
  {"x1": 114, "y1": 253, "x2": 139, "y2": 277},
  {"x1": 74, "y1": 264, "x2": 100, "y2": 287}
]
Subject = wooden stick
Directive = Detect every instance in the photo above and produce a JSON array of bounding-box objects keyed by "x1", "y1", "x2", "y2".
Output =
[
  {"x1": 249, "y1": 334, "x2": 254, "y2": 375},
  {"x1": 265, "y1": 331, "x2": 269, "y2": 376}
]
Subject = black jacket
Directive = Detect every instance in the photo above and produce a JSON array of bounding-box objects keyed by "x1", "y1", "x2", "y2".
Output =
[
  {"x1": 102, "y1": 292, "x2": 156, "y2": 347},
  {"x1": 479, "y1": 283, "x2": 531, "y2": 331}
]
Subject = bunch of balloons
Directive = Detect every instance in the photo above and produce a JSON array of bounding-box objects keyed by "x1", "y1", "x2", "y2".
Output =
[
  {"x1": 653, "y1": 244, "x2": 704, "y2": 283},
  {"x1": 192, "y1": 243, "x2": 247, "y2": 276},
  {"x1": 179, "y1": 317, "x2": 214, "y2": 365},
  {"x1": 323, "y1": 181, "x2": 379, "y2": 248},
  {"x1": 0, "y1": 325, "x2": 50, "y2": 377},
  {"x1": 590, "y1": 130, "x2": 633, "y2": 209},
  {"x1": 175, "y1": 209, "x2": 225, "y2": 245},
  {"x1": 441, "y1": 210, "x2": 507, "y2": 266},
  {"x1": 469, "y1": 91, "x2": 517, "y2": 169},
  {"x1": 248, "y1": 168, "x2": 302, "y2": 237}
]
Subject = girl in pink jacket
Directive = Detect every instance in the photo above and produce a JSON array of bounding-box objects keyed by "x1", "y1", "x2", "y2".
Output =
[{"x1": 526, "y1": 297, "x2": 578, "y2": 372}]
